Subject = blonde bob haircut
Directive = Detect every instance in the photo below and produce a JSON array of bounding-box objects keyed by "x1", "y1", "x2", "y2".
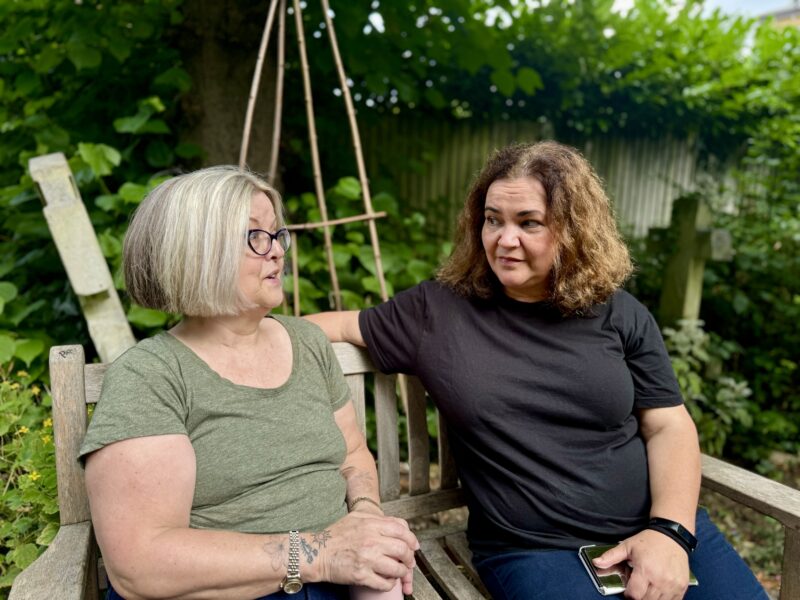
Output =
[
  {"x1": 124, "y1": 165, "x2": 284, "y2": 317},
  {"x1": 438, "y1": 141, "x2": 633, "y2": 315}
]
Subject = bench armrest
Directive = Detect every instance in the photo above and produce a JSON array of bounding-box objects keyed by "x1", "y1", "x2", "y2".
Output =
[
  {"x1": 701, "y1": 454, "x2": 800, "y2": 530},
  {"x1": 9, "y1": 521, "x2": 96, "y2": 600}
]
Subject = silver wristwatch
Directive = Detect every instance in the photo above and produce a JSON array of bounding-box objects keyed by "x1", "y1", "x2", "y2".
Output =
[{"x1": 280, "y1": 530, "x2": 303, "y2": 594}]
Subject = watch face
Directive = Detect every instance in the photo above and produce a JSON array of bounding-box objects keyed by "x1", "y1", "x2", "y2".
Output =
[{"x1": 282, "y1": 578, "x2": 303, "y2": 594}]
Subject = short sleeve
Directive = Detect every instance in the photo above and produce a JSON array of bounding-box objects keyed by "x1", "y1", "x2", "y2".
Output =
[
  {"x1": 359, "y1": 282, "x2": 429, "y2": 375},
  {"x1": 615, "y1": 292, "x2": 684, "y2": 409},
  {"x1": 79, "y1": 345, "x2": 189, "y2": 460}
]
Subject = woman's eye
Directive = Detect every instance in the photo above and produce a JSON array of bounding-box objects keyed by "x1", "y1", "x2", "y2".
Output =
[
  {"x1": 521, "y1": 220, "x2": 542, "y2": 228},
  {"x1": 485, "y1": 216, "x2": 498, "y2": 226}
]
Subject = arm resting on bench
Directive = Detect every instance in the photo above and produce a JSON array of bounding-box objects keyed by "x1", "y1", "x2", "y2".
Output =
[{"x1": 9, "y1": 521, "x2": 96, "y2": 600}]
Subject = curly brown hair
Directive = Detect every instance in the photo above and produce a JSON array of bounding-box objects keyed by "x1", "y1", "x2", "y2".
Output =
[{"x1": 437, "y1": 141, "x2": 633, "y2": 315}]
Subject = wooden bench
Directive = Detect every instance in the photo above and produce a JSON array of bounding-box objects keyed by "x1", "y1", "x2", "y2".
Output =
[{"x1": 9, "y1": 343, "x2": 800, "y2": 599}]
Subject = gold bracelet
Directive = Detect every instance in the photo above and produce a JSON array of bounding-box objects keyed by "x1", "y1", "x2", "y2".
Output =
[{"x1": 348, "y1": 496, "x2": 383, "y2": 512}]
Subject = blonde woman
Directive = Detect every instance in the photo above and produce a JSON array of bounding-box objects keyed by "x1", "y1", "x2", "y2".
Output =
[
  {"x1": 307, "y1": 142, "x2": 767, "y2": 600},
  {"x1": 80, "y1": 166, "x2": 413, "y2": 600}
]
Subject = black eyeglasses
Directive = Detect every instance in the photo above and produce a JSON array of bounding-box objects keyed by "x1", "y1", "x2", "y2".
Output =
[{"x1": 247, "y1": 228, "x2": 291, "y2": 255}]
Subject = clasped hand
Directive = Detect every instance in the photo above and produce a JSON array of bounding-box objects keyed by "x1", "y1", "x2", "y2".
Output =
[
  {"x1": 594, "y1": 530, "x2": 690, "y2": 600},
  {"x1": 313, "y1": 510, "x2": 419, "y2": 594}
]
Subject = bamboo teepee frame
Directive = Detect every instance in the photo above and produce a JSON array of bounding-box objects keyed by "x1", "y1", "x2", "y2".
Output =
[{"x1": 239, "y1": 0, "x2": 389, "y2": 314}]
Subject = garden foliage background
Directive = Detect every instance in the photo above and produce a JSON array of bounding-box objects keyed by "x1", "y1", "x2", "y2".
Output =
[{"x1": 0, "y1": 0, "x2": 798, "y2": 592}]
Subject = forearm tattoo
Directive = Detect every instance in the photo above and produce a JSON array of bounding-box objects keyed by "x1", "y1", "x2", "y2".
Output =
[
  {"x1": 262, "y1": 540, "x2": 287, "y2": 571},
  {"x1": 300, "y1": 537, "x2": 318, "y2": 563}
]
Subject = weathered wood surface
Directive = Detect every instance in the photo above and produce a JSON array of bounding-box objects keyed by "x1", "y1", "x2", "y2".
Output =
[
  {"x1": 8, "y1": 521, "x2": 96, "y2": 600},
  {"x1": 376, "y1": 373, "x2": 401, "y2": 501},
  {"x1": 411, "y1": 566, "x2": 444, "y2": 600},
  {"x1": 50, "y1": 345, "x2": 91, "y2": 525},
  {"x1": 406, "y1": 376, "x2": 431, "y2": 496},
  {"x1": 29, "y1": 153, "x2": 135, "y2": 362},
  {"x1": 701, "y1": 455, "x2": 800, "y2": 530},
  {"x1": 781, "y1": 528, "x2": 800, "y2": 600},
  {"x1": 417, "y1": 540, "x2": 486, "y2": 600}
]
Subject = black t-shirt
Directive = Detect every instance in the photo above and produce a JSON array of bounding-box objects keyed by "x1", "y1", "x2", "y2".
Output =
[{"x1": 359, "y1": 281, "x2": 683, "y2": 555}]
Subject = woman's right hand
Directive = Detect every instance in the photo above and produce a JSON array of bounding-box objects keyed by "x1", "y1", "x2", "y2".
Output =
[{"x1": 309, "y1": 510, "x2": 419, "y2": 592}]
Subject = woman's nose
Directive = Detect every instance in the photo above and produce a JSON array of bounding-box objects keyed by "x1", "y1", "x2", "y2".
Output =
[{"x1": 497, "y1": 227, "x2": 520, "y2": 248}]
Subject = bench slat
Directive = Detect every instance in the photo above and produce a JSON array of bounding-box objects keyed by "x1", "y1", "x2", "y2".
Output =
[
  {"x1": 406, "y1": 376, "x2": 431, "y2": 496},
  {"x1": 383, "y1": 489, "x2": 466, "y2": 521},
  {"x1": 781, "y1": 529, "x2": 800, "y2": 600},
  {"x1": 411, "y1": 566, "x2": 444, "y2": 600},
  {"x1": 345, "y1": 374, "x2": 367, "y2": 436},
  {"x1": 376, "y1": 373, "x2": 401, "y2": 501},
  {"x1": 417, "y1": 540, "x2": 486, "y2": 600},
  {"x1": 437, "y1": 413, "x2": 459, "y2": 490}
]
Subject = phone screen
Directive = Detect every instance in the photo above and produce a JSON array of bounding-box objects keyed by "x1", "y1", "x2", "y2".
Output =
[{"x1": 579, "y1": 544, "x2": 631, "y2": 595}]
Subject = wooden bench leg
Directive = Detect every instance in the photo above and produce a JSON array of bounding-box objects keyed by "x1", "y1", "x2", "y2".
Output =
[{"x1": 780, "y1": 528, "x2": 800, "y2": 600}]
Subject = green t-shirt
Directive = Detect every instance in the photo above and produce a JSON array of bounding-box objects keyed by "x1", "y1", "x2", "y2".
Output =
[{"x1": 79, "y1": 316, "x2": 350, "y2": 533}]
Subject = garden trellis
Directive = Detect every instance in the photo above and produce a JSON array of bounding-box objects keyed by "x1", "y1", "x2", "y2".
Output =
[{"x1": 239, "y1": 0, "x2": 389, "y2": 314}]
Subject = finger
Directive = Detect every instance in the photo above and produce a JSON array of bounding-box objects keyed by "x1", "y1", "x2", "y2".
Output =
[
  {"x1": 401, "y1": 567, "x2": 414, "y2": 593},
  {"x1": 623, "y1": 573, "x2": 649, "y2": 600},
  {"x1": 593, "y1": 543, "x2": 628, "y2": 567},
  {"x1": 372, "y1": 556, "x2": 412, "y2": 581},
  {"x1": 378, "y1": 519, "x2": 420, "y2": 552}
]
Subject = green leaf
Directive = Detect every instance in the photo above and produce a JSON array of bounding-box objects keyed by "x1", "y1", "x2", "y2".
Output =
[
  {"x1": 13, "y1": 339, "x2": 44, "y2": 367},
  {"x1": 127, "y1": 304, "x2": 169, "y2": 328},
  {"x1": 8, "y1": 300, "x2": 46, "y2": 327},
  {"x1": 517, "y1": 67, "x2": 543, "y2": 95},
  {"x1": 145, "y1": 140, "x2": 174, "y2": 167},
  {"x1": 425, "y1": 88, "x2": 447, "y2": 109},
  {"x1": 33, "y1": 46, "x2": 64, "y2": 73},
  {"x1": 106, "y1": 34, "x2": 132, "y2": 63},
  {"x1": 490, "y1": 69, "x2": 516, "y2": 97},
  {"x1": 95, "y1": 194, "x2": 121, "y2": 212},
  {"x1": 113, "y1": 112, "x2": 151, "y2": 134},
  {"x1": 66, "y1": 43, "x2": 102, "y2": 70},
  {"x1": 154, "y1": 66, "x2": 192, "y2": 92},
  {"x1": 35, "y1": 522, "x2": 59, "y2": 546},
  {"x1": 0, "y1": 334, "x2": 15, "y2": 363},
  {"x1": 333, "y1": 177, "x2": 362, "y2": 200},
  {"x1": 14, "y1": 70, "x2": 41, "y2": 97},
  {"x1": 98, "y1": 230, "x2": 123, "y2": 258},
  {"x1": 8, "y1": 543, "x2": 39, "y2": 569},
  {"x1": 0, "y1": 281, "x2": 18, "y2": 302},
  {"x1": 361, "y1": 276, "x2": 393, "y2": 297},
  {"x1": 175, "y1": 143, "x2": 203, "y2": 159},
  {"x1": 118, "y1": 182, "x2": 148, "y2": 204},
  {"x1": 138, "y1": 119, "x2": 171, "y2": 134},
  {"x1": 78, "y1": 143, "x2": 121, "y2": 177}
]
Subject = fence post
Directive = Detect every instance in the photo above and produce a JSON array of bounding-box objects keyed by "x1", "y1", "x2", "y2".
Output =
[
  {"x1": 29, "y1": 153, "x2": 135, "y2": 362},
  {"x1": 657, "y1": 195, "x2": 733, "y2": 326}
]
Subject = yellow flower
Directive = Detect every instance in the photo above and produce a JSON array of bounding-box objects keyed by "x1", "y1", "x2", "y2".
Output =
[
  {"x1": 32, "y1": 385, "x2": 41, "y2": 396},
  {"x1": 28, "y1": 471, "x2": 41, "y2": 481},
  {"x1": 10, "y1": 382, "x2": 20, "y2": 390},
  {"x1": 40, "y1": 434, "x2": 52, "y2": 444},
  {"x1": 16, "y1": 370, "x2": 29, "y2": 378},
  {"x1": 18, "y1": 426, "x2": 29, "y2": 434},
  {"x1": 43, "y1": 417, "x2": 52, "y2": 428}
]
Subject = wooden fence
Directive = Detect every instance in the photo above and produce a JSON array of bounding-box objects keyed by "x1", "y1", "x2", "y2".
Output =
[{"x1": 363, "y1": 116, "x2": 699, "y2": 238}]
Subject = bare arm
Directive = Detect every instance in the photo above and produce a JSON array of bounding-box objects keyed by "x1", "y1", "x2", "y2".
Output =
[
  {"x1": 86, "y1": 434, "x2": 418, "y2": 599},
  {"x1": 334, "y1": 401, "x2": 382, "y2": 514},
  {"x1": 334, "y1": 401, "x2": 418, "y2": 596},
  {"x1": 594, "y1": 405, "x2": 701, "y2": 600},
  {"x1": 305, "y1": 311, "x2": 364, "y2": 345}
]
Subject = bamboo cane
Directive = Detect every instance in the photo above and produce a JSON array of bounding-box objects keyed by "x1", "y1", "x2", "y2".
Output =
[
  {"x1": 292, "y1": 0, "x2": 342, "y2": 310},
  {"x1": 291, "y1": 232, "x2": 300, "y2": 317},
  {"x1": 239, "y1": 0, "x2": 281, "y2": 170},
  {"x1": 287, "y1": 211, "x2": 386, "y2": 231},
  {"x1": 268, "y1": 0, "x2": 287, "y2": 183},
  {"x1": 320, "y1": 0, "x2": 389, "y2": 302}
]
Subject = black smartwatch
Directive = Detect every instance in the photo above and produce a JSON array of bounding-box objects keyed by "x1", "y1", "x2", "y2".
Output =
[{"x1": 647, "y1": 517, "x2": 698, "y2": 555}]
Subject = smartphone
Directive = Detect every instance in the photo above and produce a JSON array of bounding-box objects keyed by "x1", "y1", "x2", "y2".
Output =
[{"x1": 579, "y1": 544, "x2": 698, "y2": 596}]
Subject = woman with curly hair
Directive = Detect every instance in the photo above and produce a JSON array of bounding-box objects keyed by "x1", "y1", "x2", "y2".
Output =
[{"x1": 307, "y1": 141, "x2": 765, "y2": 599}]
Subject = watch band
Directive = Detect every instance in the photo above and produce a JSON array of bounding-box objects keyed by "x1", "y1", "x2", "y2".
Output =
[
  {"x1": 647, "y1": 517, "x2": 698, "y2": 554},
  {"x1": 280, "y1": 530, "x2": 303, "y2": 594}
]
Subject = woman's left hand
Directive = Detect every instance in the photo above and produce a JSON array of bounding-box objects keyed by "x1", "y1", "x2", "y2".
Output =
[{"x1": 593, "y1": 529, "x2": 690, "y2": 600}]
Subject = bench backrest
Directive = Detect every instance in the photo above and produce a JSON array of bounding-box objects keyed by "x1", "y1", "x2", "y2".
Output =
[{"x1": 49, "y1": 342, "x2": 463, "y2": 528}]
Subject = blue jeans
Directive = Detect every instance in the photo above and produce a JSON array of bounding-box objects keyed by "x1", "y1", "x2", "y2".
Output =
[
  {"x1": 107, "y1": 581, "x2": 348, "y2": 600},
  {"x1": 473, "y1": 509, "x2": 768, "y2": 600}
]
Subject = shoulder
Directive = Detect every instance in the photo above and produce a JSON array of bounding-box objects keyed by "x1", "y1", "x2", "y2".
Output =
[
  {"x1": 106, "y1": 333, "x2": 180, "y2": 376},
  {"x1": 271, "y1": 314, "x2": 327, "y2": 342},
  {"x1": 606, "y1": 289, "x2": 651, "y2": 318}
]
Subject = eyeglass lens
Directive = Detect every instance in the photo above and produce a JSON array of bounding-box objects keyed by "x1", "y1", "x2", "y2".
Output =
[{"x1": 248, "y1": 229, "x2": 291, "y2": 255}]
